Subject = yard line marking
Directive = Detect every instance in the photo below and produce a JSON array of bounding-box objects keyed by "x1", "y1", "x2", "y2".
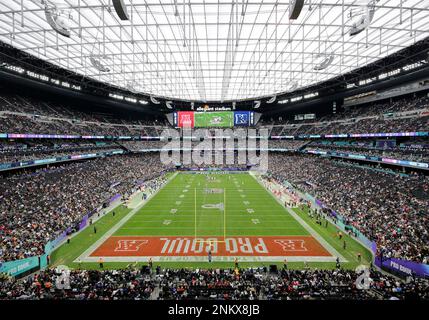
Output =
[
  {"x1": 132, "y1": 214, "x2": 295, "y2": 221},
  {"x1": 123, "y1": 218, "x2": 293, "y2": 222},
  {"x1": 75, "y1": 172, "x2": 179, "y2": 263},
  {"x1": 81, "y1": 256, "x2": 339, "y2": 263},
  {"x1": 118, "y1": 226, "x2": 303, "y2": 230},
  {"x1": 224, "y1": 185, "x2": 226, "y2": 239},
  {"x1": 194, "y1": 187, "x2": 197, "y2": 238},
  {"x1": 250, "y1": 173, "x2": 347, "y2": 263}
]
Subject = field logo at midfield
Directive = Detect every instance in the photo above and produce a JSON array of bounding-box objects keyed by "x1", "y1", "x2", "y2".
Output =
[
  {"x1": 204, "y1": 188, "x2": 223, "y2": 194},
  {"x1": 201, "y1": 203, "x2": 224, "y2": 210},
  {"x1": 274, "y1": 239, "x2": 308, "y2": 252},
  {"x1": 115, "y1": 239, "x2": 149, "y2": 252},
  {"x1": 159, "y1": 128, "x2": 269, "y2": 173}
]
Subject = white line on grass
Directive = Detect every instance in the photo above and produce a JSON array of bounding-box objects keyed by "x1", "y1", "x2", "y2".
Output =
[
  {"x1": 250, "y1": 173, "x2": 347, "y2": 262},
  {"x1": 118, "y1": 226, "x2": 303, "y2": 230},
  {"x1": 80, "y1": 256, "x2": 340, "y2": 263},
  {"x1": 75, "y1": 172, "x2": 179, "y2": 263}
]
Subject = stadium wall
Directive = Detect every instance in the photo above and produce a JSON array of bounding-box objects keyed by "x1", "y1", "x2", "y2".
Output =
[{"x1": 374, "y1": 256, "x2": 429, "y2": 278}]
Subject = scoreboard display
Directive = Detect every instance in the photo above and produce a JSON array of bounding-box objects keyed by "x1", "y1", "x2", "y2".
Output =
[
  {"x1": 194, "y1": 111, "x2": 233, "y2": 127},
  {"x1": 174, "y1": 111, "x2": 254, "y2": 128}
]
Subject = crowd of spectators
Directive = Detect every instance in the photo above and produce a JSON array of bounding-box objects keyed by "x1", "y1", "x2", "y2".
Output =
[
  {"x1": 306, "y1": 144, "x2": 429, "y2": 163},
  {"x1": 1, "y1": 266, "x2": 427, "y2": 300},
  {"x1": 268, "y1": 153, "x2": 429, "y2": 263},
  {"x1": 120, "y1": 140, "x2": 166, "y2": 151},
  {"x1": 263, "y1": 94, "x2": 429, "y2": 136},
  {"x1": 1, "y1": 89, "x2": 429, "y2": 301},
  {"x1": 0, "y1": 91, "x2": 168, "y2": 137},
  {"x1": 0, "y1": 113, "x2": 164, "y2": 137},
  {"x1": 119, "y1": 138, "x2": 310, "y2": 152},
  {"x1": 0, "y1": 140, "x2": 123, "y2": 163},
  {"x1": 268, "y1": 116, "x2": 428, "y2": 136},
  {"x1": 0, "y1": 154, "x2": 173, "y2": 262},
  {"x1": 268, "y1": 140, "x2": 309, "y2": 150},
  {"x1": 262, "y1": 95, "x2": 429, "y2": 125}
]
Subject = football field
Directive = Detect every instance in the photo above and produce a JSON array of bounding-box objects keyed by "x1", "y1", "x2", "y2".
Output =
[{"x1": 75, "y1": 172, "x2": 347, "y2": 264}]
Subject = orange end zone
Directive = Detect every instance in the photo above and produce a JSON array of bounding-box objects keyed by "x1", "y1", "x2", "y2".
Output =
[{"x1": 90, "y1": 236, "x2": 332, "y2": 257}]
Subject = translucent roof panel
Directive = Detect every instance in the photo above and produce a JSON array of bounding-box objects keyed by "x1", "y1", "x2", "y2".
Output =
[{"x1": 0, "y1": 0, "x2": 428, "y2": 102}]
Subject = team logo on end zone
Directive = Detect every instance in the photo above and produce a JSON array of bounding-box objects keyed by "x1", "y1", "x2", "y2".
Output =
[
  {"x1": 115, "y1": 240, "x2": 149, "y2": 252},
  {"x1": 274, "y1": 239, "x2": 308, "y2": 252}
]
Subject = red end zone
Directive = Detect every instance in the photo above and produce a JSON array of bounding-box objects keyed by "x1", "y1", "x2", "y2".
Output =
[{"x1": 90, "y1": 236, "x2": 331, "y2": 257}]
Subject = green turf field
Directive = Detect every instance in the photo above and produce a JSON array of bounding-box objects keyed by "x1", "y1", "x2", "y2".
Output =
[
  {"x1": 50, "y1": 172, "x2": 373, "y2": 270},
  {"x1": 117, "y1": 172, "x2": 308, "y2": 237}
]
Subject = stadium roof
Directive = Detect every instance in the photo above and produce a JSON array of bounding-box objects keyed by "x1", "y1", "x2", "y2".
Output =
[{"x1": 0, "y1": 1, "x2": 428, "y2": 102}]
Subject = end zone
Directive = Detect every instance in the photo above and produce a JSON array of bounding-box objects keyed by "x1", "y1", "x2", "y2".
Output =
[{"x1": 78, "y1": 235, "x2": 341, "y2": 263}]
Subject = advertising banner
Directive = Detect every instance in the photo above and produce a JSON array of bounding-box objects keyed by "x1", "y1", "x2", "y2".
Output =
[
  {"x1": 7, "y1": 134, "x2": 80, "y2": 139},
  {"x1": 0, "y1": 256, "x2": 40, "y2": 277},
  {"x1": 375, "y1": 256, "x2": 429, "y2": 278}
]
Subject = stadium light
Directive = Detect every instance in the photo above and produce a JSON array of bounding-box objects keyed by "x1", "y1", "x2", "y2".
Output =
[
  {"x1": 44, "y1": 2, "x2": 71, "y2": 37},
  {"x1": 266, "y1": 95, "x2": 277, "y2": 104},
  {"x1": 289, "y1": 0, "x2": 305, "y2": 20},
  {"x1": 150, "y1": 96, "x2": 161, "y2": 104},
  {"x1": 89, "y1": 55, "x2": 111, "y2": 73},
  {"x1": 287, "y1": 81, "x2": 299, "y2": 92},
  {"x1": 313, "y1": 53, "x2": 335, "y2": 71},
  {"x1": 112, "y1": 0, "x2": 130, "y2": 20},
  {"x1": 166, "y1": 101, "x2": 173, "y2": 109},
  {"x1": 349, "y1": 0, "x2": 376, "y2": 36}
]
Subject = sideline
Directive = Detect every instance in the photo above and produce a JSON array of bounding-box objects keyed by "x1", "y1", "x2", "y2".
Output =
[
  {"x1": 48, "y1": 197, "x2": 123, "y2": 268},
  {"x1": 76, "y1": 172, "x2": 178, "y2": 262},
  {"x1": 250, "y1": 172, "x2": 347, "y2": 262}
]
